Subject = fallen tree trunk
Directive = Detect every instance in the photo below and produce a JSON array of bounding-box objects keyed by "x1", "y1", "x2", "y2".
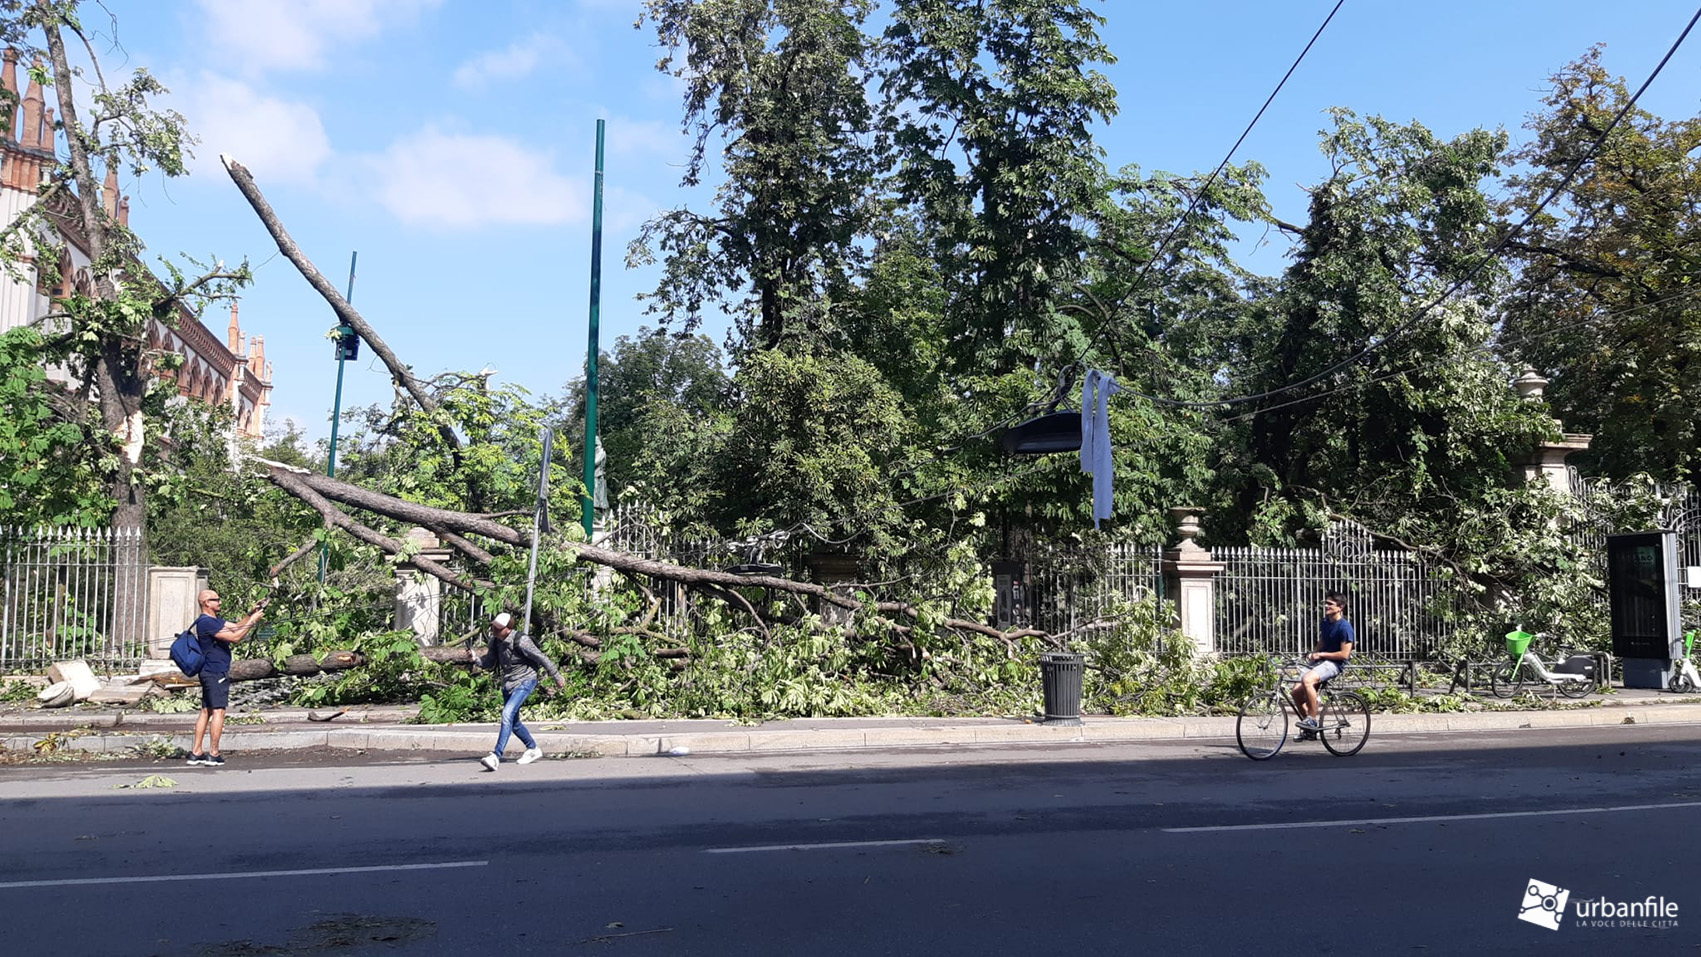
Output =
[
  {"x1": 252, "y1": 459, "x2": 1021, "y2": 644},
  {"x1": 224, "y1": 646, "x2": 477, "y2": 682}
]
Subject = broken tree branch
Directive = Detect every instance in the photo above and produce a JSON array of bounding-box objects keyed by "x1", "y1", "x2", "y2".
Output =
[{"x1": 221, "y1": 155, "x2": 461, "y2": 457}]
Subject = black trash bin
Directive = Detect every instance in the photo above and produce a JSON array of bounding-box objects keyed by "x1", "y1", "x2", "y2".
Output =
[{"x1": 1039, "y1": 652, "x2": 1085, "y2": 726}]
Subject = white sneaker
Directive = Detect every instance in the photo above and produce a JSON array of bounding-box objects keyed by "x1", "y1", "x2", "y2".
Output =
[
  {"x1": 479, "y1": 753, "x2": 499, "y2": 772},
  {"x1": 1297, "y1": 717, "x2": 1320, "y2": 731},
  {"x1": 518, "y1": 747, "x2": 543, "y2": 765}
]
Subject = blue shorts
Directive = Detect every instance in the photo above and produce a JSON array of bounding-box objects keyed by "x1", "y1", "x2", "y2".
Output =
[
  {"x1": 199, "y1": 671, "x2": 230, "y2": 711},
  {"x1": 1303, "y1": 660, "x2": 1342, "y2": 684}
]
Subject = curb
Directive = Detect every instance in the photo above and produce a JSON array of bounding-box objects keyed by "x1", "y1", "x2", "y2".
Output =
[{"x1": 9, "y1": 703, "x2": 1701, "y2": 759}]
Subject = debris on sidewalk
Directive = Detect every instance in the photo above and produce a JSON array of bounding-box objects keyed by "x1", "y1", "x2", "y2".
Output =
[
  {"x1": 47, "y1": 660, "x2": 100, "y2": 702},
  {"x1": 307, "y1": 708, "x2": 349, "y2": 723},
  {"x1": 138, "y1": 660, "x2": 196, "y2": 688},
  {"x1": 87, "y1": 683, "x2": 154, "y2": 706},
  {"x1": 35, "y1": 681, "x2": 74, "y2": 708},
  {"x1": 113, "y1": 774, "x2": 177, "y2": 789}
]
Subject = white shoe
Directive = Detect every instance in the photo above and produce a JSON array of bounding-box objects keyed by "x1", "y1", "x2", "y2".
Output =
[
  {"x1": 518, "y1": 747, "x2": 543, "y2": 765},
  {"x1": 479, "y1": 753, "x2": 499, "y2": 772}
]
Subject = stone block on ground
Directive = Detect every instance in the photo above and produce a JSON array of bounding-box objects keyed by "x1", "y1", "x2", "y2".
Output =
[
  {"x1": 87, "y1": 683, "x2": 154, "y2": 705},
  {"x1": 47, "y1": 660, "x2": 100, "y2": 701},
  {"x1": 139, "y1": 660, "x2": 197, "y2": 688}
]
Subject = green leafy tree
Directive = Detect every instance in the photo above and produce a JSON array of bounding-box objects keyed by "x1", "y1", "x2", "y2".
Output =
[
  {"x1": 630, "y1": 0, "x2": 885, "y2": 350},
  {"x1": 556, "y1": 327, "x2": 728, "y2": 499},
  {"x1": 0, "y1": 326, "x2": 108, "y2": 525},
  {"x1": 1217, "y1": 111, "x2": 1551, "y2": 543},
  {"x1": 0, "y1": 2, "x2": 248, "y2": 531},
  {"x1": 1497, "y1": 49, "x2": 1701, "y2": 483},
  {"x1": 882, "y1": 0, "x2": 1118, "y2": 375},
  {"x1": 144, "y1": 401, "x2": 320, "y2": 598}
]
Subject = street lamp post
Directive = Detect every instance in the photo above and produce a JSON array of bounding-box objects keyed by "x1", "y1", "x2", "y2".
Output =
[{"x1": 582, "y1": 120, "x2": 604, "y2": 539}]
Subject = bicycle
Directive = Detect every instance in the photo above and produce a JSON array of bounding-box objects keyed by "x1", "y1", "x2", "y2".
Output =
[
  {"x1": 1491, "y1": 630, "x2": 1595, "y2": 699},
  {"x1": 1235, "y1": 656, "x2": 1371, "y2": 760},
  {"x1": 1670, "y1": 630, "x2": 1698, "y2": 694}
]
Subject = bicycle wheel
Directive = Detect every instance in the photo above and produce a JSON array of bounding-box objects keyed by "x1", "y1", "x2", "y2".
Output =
[
  {"x1": 1490, "y1": 662, "x2": 1524, "y2": 698},
  {"x1": 1558, "y1": 672, "x2": 1594, "y2": 698},
  {"x1": 1674, "y1": 673, "x2": 1696, "y2": 694},
  {"x1": 1236, "y1": 691, "x2": 1288, "y2": 760},
  {"x1": 1318, "y1": 690, "x2": 1370, "y2": 756}
]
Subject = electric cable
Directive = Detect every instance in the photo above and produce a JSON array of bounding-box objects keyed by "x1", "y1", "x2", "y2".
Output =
[
  {"x1": 1118, "y1": 3, "x2": 1701, "y2": 411},
  {"x1": 1219, "y1": 287, "x2": 1701, "y2": 424}
]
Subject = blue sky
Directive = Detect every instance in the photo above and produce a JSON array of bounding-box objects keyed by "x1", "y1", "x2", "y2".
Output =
[{"x1": 89, "y1": 0, "x2": 1701, "y2": 445}]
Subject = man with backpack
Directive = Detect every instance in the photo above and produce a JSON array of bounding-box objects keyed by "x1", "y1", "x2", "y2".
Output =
[{"x1": 187, "y1": 589, "x2": 266, "y2": 767}]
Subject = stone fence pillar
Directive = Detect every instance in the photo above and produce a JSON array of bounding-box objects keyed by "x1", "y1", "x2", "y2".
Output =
[
  {"x1": 1162, "y1": 508, "x2": 1224, "y2": 656},
  {"x1": 145, "y1": 566, "x2": 208, "y2": 659},
  {"x1": 1513, "y1": 367, "x2": 1593, "y2": 493},
  {"x1": 395, "y1": 528, "x2": 452, "y2": 645}
]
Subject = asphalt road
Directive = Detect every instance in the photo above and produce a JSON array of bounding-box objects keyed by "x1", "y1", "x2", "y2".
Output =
[{"x1": 1, "y1": 725, "x2": 1698, "y2": 955}]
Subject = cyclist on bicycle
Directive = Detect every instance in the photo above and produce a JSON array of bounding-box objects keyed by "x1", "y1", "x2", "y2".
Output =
[{"x1": 1294, "y1": 590, "x2": 1355, "y2": 731}]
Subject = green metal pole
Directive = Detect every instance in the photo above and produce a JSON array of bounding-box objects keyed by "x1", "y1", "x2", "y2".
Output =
[
  {"x1": 582, "y1": 120, "x2": 604, "y2": 539},
  {"x1": 318, "y1": 251, "x2": 358, "y2": 583}
]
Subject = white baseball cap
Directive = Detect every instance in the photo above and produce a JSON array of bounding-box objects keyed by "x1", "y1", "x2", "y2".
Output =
[{"x1": 491, "y1": 612, "x2": 513, "y2": 629}]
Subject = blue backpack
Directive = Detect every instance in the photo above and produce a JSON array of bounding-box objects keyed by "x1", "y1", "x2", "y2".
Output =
[{"x1": 169, "y1": 624, "x2": 205, "y2": 677}]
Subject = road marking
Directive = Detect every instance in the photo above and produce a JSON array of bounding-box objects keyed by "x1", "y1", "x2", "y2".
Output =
[
  {"x1": 0, "y1": 860, "x2": 488, "y2": 890},
  {"x1": 1165, "y1": 800, "x2": 1701, "y2": 833},
  {"x1": 705, "y1": 838, "x2": 945, "y2": 854}
]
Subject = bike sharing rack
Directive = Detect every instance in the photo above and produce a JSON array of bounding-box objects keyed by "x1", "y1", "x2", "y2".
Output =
[{"x1": 1606, "y1": 530, "x2": 1688, "y2": 689}]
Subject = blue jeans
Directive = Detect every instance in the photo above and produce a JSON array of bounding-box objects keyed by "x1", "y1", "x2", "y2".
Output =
[{"x1": 494, "y1": 678, "x2": 538, "y2": 756}]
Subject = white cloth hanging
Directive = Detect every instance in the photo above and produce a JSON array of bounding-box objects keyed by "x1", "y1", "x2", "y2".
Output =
[{"x1": 1079, "y1": 370, "x2": 1120, "y2": 529}]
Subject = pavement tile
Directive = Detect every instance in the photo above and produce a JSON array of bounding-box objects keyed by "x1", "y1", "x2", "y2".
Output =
[
  {"x1": 749, "y1": 729, "x2": 868, "y2": 751},
  {"x1": 655, "y1": 733, "x2": 754, "y2": 754}
]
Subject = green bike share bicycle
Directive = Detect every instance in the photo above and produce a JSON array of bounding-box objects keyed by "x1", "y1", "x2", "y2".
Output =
[{"x1": 1491, "y1": 629, "x2": 1595, "y2": 699}]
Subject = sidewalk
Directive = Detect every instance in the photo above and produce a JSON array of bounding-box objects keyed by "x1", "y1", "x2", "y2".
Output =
[{"x1": 5, "y1": 688, "x2": 1701, "y2": 759}]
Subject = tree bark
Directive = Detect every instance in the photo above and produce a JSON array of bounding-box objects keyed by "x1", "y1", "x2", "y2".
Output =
[
  {"x1": 225, "y1": 646, "x2": 475, "y2": 682},
  {"x1": 221, "y1": 156, "x2": 462, "y2": 459}
]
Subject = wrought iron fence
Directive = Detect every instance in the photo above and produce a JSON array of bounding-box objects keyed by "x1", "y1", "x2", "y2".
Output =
[
  {"x1": 1571, "y1": 473, "x2": 1701, "y2": 571},
  {"x1": 598, "y1": 503, "x2": 812, "y2": 636},
  {"x1": 1025, "y1": 541, "x2": 1165, "y2": 635},
  {"x1": 1213, "y1": 521, "x2": 1456, "y2": 659},
  {"x1": 0, "y1": 526, "x2": 148, "y2": 671}
]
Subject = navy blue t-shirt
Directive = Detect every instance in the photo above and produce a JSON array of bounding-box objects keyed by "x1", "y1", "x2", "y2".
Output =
[
  {"x1": 194, "y1": 614, "x2": 232, "y2": 675},
  {"x1": 1319, "y1": 617, "x2": 1355, "y2": 668}
]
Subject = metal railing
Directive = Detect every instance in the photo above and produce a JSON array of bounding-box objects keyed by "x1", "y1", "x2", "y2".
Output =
[
  {"x1": 1571, "y1": 474, "x2": 1701, "y2": 570},
  {"x1": 1026, "y1": 541, "x2": 1165, "y2": 635},
  {"x1": 0, "y1": 526, "x2": 147, "y2": 671},
  {"x1": 1213, "y1": 522, "x2": 1456, "y2": 659}
]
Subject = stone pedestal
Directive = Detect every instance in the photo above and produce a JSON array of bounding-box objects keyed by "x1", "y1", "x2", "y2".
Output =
[
  {"x1": 1162, "y1": 509, "x2": 1224, "y2": 656},
  {"x1": 394, "y1": 528, "x2": 451, "y2": 645},
  {"x1": 145, "y1": 566, "x2": 207, "y2": 659}
]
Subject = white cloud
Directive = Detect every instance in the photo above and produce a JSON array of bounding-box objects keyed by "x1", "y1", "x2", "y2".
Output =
[
  {"x1": 196, "y1": 0, "x2": 442, "y2": 75},
  {"x1": 366, "y1": 127, "x2": 584, "y2": 228},
  {"x1": 453, "y1": 34, "x2": 573, "y2": 90},
  {"x1": 179, "y1": 73, "x2": 331, "y2": 186}
]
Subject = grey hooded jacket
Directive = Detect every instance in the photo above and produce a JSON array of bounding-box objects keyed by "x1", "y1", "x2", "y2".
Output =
[{"x1": 473, "y1": 631, "x2": 561, "y2": 693}]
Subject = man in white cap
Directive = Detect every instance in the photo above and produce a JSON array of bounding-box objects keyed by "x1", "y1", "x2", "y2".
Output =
[{"x1": 470, "y1": 611, "x2": 566, "y2": 770}]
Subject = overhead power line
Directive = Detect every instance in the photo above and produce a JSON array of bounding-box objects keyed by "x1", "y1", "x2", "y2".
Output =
[
  {"x1": 1133, "y1": 0, "x2": 1346, "y2": 289},
  {"x1": 1124, "y1": 3, "x2": 1701, "y2": 412}
]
